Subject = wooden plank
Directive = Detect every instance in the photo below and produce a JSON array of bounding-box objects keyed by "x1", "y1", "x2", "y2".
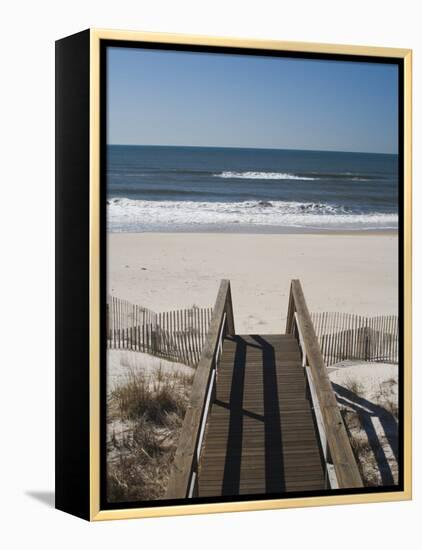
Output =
[
  {"x1": 177, "y1": 310, "x2": 183, "y2": 363},
  {"x1": 341, "y1": 313, "x2": 346, "y2": 360},
  {"x1": 388, "y1": 315, "x2": 393, "y2": 362},
  {"x1": 394, "y1": 315, "x2": 398, "y2": 362},
  {"x1": 289, "y1": 280, "x2": 362, "y2": 489},
  {"x1": 175, "y1": 310, "x2": 181, "y2": 362},
  {"x1": 332, "y1": 312, "x2": 337, "y2": 363},
  {"x1": 198, "y1": 331, "x2": 327, "y2": 497},
  {"x1": 344, "y1": 314, "x2": 349, "y2": 359},
  {"x1": 174, "y1": 310, "x2": 181, "y2": 363},
  {"x1": 186, "y1": 309, "x2": 192, "y2": 365},
  {"x1": 200, "y1": 308, "x2": 204, "y2": 348},
  {"x1": 352, "y1": 313, "x2": 357, "y2": 360},
  {"x1": 166, "y1": 311, "x2": 170, "y2": 356},
  {"x1": 166, "y1": 280, "x2": 234, "y2": 499},
  {"x1": 181, "y1": 310, "x2": 188, "y2": 365},
  {"x1": 321, "y1": 312, "x2": 327, "y2": 359}
]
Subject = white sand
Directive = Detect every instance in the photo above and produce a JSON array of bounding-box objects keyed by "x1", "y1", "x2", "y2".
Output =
[
  {"x1": 329, "y1": 361, "x2": 398, "y2": 486},
  {"x1": 107, "y1": 232, "x2": 398, "y2": 334},
  {"x1": 329, "y1": 362, "x2": 398, "y2": 403},
  {"x1": 107, "y1": 349, "x2": 193, "y2": 392}
]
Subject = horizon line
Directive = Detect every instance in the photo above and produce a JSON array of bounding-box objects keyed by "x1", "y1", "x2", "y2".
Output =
[{"x1": 108, "y1": 143, "x2": 397, "y2": 156}]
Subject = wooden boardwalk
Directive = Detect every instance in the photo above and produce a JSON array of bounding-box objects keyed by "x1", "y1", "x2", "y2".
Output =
[
  {"x1": 198, "y1": 334, "x2": 325, "y2": 497},
  {"x1": 166, "y1": 280, "x2": 362, "y2": 500}
]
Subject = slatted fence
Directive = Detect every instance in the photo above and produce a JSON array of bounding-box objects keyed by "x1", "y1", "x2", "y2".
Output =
[
  {"x1": 107, "y1": 296, "x2": 157, "y2": 330},
  {"x1": 106, "y1": 296, "x2": 213, "y2": 367},
  {"x1": 310, "y1": 312, "x2": 398, "y2": 366}
]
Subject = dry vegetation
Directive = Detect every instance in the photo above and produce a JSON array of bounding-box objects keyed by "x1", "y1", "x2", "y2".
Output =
[
  {"x1": 336, "y1": 371, "x2": 399, "y2": 487},
  {"x1": 107, "y1": 364, "x2": 194, "y2": 502}
]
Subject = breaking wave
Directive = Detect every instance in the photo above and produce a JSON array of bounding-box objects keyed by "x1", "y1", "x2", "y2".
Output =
[
  {"x1": 107, "y1": 198, "x2": 398, "y2": 232},
  {"x1": 215, "y1": 171, "x2": 318, "y2": 180},
  {"x1": 213, "y1": 171, "x2": 373, "y2": 181}
]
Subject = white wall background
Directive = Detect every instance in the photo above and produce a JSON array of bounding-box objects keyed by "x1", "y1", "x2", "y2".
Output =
[{"x1": 0, "y1": 0, "x2": 419, "y2": 547}]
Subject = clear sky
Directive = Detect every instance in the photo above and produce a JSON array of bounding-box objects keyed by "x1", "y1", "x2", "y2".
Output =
[{"x1": 107, "y1": 46, "x2": 398, "y2": 154}]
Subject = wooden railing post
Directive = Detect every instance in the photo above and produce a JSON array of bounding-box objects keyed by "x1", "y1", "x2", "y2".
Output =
[
  {"x1": 225, "y1": 281, "x2": 235, "y2": 336},
  {"x1": 165, "y1": 279, "x2": 233, "y2": 499},
  {"x1": 285, "y1": 281, "x2": 295, "y2": 334},
  {"x1": 288, "y1": 279, "x2": 363, "y2": 489}
]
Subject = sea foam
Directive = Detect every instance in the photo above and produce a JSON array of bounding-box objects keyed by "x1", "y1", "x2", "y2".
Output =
[
  {"x1": 107, "y1": 198, "x2": 398, "y2": 232},
  {"x1": 215, "y1": 171, "x2": 318, "y2": 180}
]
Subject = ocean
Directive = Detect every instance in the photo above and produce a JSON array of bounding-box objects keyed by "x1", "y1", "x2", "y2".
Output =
[{"x1": 106, "y1": 145, "x2": 398, "y2": 233}]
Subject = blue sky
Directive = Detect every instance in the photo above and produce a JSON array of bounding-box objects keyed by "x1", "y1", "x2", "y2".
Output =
[{"x1": 107, "y1": 47, "x2": 398, "y2": 154}]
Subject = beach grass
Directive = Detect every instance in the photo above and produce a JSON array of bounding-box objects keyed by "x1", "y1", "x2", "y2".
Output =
[
  {"x1": 107, "y1": 364, "x2": 194, "y2": 502},
  {"x1": 331, "y1": 364, "x2": 399, "y2": 487}
]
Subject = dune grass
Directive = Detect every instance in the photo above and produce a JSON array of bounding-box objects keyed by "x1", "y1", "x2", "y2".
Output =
[
  {"x1": 336, "y1": 372, "x2": 398, "y2": 487},
  {"x1": 107, "y1": 364, "x2": 194, "y2": 503}
]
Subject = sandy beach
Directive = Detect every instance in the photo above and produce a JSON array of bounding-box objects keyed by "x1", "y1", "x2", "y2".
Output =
[
  {"x1": 329, "y1": 361, "x2": 399, "y2": 486},
  {"x1": 107, "y1": 232, "x2": 398, "y2": 334}
]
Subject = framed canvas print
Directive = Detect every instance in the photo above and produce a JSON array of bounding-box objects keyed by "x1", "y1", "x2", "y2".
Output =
[{"x1": 55, "y1": 29, "x2": 412, "y2": 521}]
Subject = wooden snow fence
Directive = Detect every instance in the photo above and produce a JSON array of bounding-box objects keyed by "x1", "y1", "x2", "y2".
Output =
[
  {"x1": 106, "y1": 295, "x2": 213, "y2": 367},
  {"x1": 310, "y1": 312, "x2": 398, "y2": 366}
]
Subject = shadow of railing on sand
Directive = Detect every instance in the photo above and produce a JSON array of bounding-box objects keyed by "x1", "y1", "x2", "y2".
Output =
[{"x1": 331, "y1": 383, "x2": 398, "y2": 487}]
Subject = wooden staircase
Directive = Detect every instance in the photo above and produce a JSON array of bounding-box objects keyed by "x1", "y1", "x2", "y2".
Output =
[
  {"x1": 166, "y1": 279, "x2": 362, "y2": 500},
  {"x1": 198, "y1": 334, "x2": 325, "y2": 497}
]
